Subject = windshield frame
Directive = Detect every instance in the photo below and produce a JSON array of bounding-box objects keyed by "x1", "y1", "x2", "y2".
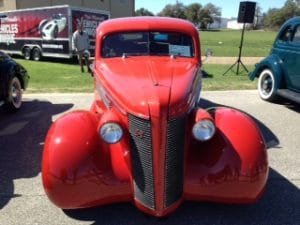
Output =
[{"x1": 101, "y1": 31, "x2": 195, "y2": 58}]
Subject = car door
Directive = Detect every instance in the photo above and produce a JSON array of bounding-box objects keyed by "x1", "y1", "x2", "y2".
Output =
[
  {"x1": 281, "y1": 24, "x2": 300, "y2": 91},
  {"x1": 272, "y1": 24, "x2": 293, "y2": 85}
]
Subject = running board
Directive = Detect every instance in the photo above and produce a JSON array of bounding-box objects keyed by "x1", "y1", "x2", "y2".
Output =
[{"x1": 277, "y1": 89, "x2": 300, "y2": 104}]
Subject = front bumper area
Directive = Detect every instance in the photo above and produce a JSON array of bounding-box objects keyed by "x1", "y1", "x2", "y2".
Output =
[{"x1": 42, "y1": 107, "x2": 268, "y2": 217}]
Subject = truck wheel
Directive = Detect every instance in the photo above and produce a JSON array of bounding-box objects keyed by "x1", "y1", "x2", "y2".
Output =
[
  {"x1": 32, "y1": 48, "x2": 41, "y2": 61},
  {"x1": 258, "y1": 69, "x2": 277, "y2": 101},
  {"x1": 23, "y1": 47, "x2": 31, "y2": 60},
  {"x1": 4, "y1": 76, "x2": 23, "y2": 112}
]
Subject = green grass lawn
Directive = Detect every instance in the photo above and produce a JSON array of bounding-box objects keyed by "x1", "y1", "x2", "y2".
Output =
[
  {"x1": 17, "y1": 59, "x2": 94, "y2": 93},
  {"x1": 200, "y1": 29, "x2": 277, "y2": 57},
  {"x1": 201, "y1": 64, "x2": 257, "y2": 91},
  {"x1": 16, "y1": 58, "x2": 257, "y2": 93}
]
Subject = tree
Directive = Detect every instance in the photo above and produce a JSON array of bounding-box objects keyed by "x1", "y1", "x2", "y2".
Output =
[
  {"x1": 198, "y1": 9, "x2": 213, "y2": 29},
  {"x1": 158, "y1": 1, "x2": 221, "y2": 30},
  {"x1": 253, "y1": 5, "x2": 264, "y2": 29},
  {"x1": 185, "y1": 3, "x2": 202, "y2": 25},
  {"x1": 264, "y1": 0, "x2": 300, "y2": 29},
  {"x1": 158, "y1": 1, "x2": 186, "y2": 19},
  {"x1": 199, "y1": 3, "x2": 221, "y2": 29},
  {"x1": 282, "y1": 0, "x2": 300, "y2": 17},
  {"x1": 135, "y1": 8, "x2": 154, "y2": 16},
  {"x1": 204, "y1": 3, "x2": 221, "y2": 22},
  {"x1": 264, "y1": 8, "x2": 282, "y2": 29}
]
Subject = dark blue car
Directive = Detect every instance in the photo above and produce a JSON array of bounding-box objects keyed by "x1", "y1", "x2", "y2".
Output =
[{"x1": 249, "y1": 17, "x2": 300, "y2": 104}]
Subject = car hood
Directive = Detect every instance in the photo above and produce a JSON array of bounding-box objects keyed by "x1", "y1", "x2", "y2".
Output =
[{"x1": 95, "y1": 56, "x2": 200, "y2": 118}]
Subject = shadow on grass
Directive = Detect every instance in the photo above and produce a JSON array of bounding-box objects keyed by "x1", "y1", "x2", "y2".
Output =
[
  {"x1": 201, "y1": 69, "x2": 214, "y2": 78},
  {"x1": 0, "y1": 100, "x2": 73, "y2": 209},
  {"x1": 221, "y1": 64, "x2": 250, "y2": 76}
]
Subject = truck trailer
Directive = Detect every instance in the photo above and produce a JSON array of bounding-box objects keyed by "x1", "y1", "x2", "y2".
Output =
[{"x1": 0, "y1": 5, "x2": 110, "y2": 60}]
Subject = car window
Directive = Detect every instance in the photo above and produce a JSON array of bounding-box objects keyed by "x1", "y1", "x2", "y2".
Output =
[
  {"x1": 101, "y1": 31, "x2": 194, "y2": 58},
  {"x1": 292, "y1": 25, "x2": 300, "y2": 43},
  {"x1": 278, "y1": 25, "x2": 293, "y2": 42}
]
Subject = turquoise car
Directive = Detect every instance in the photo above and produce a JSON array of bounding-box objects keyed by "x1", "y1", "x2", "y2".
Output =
[{"x1": 249, "y1": 17, "x2": 300, "y2": 104}]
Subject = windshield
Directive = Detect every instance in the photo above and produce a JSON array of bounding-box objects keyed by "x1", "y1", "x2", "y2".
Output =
[{"x1": 101, "y1": 31, "x2": 194, "y2": 58}]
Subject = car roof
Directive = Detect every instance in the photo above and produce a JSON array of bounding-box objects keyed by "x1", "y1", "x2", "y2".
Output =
[
  {"x1": 97, "y1": 16, "x2": 198, "y2": 37},
  {"x1": 282, "y1": 16, "x2": 300, "y2": 27}
]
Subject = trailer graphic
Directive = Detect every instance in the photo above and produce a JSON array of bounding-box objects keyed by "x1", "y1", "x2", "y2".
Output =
[{"x1": 0, "y1": 5, "x2": 109, "y2": 60}]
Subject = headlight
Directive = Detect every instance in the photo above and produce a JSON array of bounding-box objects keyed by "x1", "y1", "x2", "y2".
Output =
[
  {"x1": 192, "y1": 120, "x2": 215, "y2": 141},
  {"x1": 100, "y1": 122, "x2": 123, "y2": 144}
]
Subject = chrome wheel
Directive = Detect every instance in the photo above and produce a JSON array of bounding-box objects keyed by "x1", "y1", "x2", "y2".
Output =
[
  {"x1": 258, "y1": 69, "x2": 277, "y2": 101},
  {"x1": 10, "y1": 77, "x2": 22, "y2": 109},
  {"x1": 32, "y1": 48, "x2": 41, "y2": 61},
  {"x1": 23, "y1": 47, "x2": 31, "y2": 60},
  {"x1": 261, "y1": 75, "x2": 273, "y2": 95},
  {"x1": 4, "y1": 76, "x2": 23, "y2": 112}
]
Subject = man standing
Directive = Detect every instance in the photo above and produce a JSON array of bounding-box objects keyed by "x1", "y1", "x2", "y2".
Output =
[{"x1": 72, "y1": 23, "x2": 90, "y2": 73}]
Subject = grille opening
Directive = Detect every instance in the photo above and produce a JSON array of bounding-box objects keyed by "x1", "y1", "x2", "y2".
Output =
[
  {"x1": 164, "y1": 117, "x2": 186, "y2": 208},
  {"x1": 128, "y1": 113, "x2": 186, "y2": 210},
  {"x1": 128, "y1": 114, "x2": 155, "y2": 209}
]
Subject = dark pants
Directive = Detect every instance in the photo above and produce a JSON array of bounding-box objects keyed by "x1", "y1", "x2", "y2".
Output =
[{"x1": 77, "y1": 50, "x2": 90, "y2": 72}]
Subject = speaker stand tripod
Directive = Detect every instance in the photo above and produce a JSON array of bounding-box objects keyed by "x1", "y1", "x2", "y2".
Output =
[{"x1": 223, "y1": 23, "x2": 248, "y2": 75}]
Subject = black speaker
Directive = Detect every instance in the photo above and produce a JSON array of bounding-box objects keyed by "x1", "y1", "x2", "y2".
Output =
[{"x1": 238, "y1": 1, "x2": 256, "y2": 23}]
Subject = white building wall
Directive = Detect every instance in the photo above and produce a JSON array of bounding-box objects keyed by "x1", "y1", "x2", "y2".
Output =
[{"x1": 227, "y1": 20, "x2": 244, "y2": 29}]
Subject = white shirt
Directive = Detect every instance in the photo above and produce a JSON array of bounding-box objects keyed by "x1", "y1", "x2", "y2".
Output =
[{"x1": 72, "y1": 30, "x2": 90, "y2": 51}]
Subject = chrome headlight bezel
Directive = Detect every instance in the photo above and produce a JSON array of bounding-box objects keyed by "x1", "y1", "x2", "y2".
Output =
[
  {"x1": 100, "y1": 122, "x2": 123, "y2": 144},
  {"x1": 192, "y1": 119, "x2": 216, "y2": 141}
]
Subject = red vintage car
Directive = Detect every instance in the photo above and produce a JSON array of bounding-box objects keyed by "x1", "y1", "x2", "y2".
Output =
[{"x1": 42, "y1": 17, "x2": 268, "y2": 217}]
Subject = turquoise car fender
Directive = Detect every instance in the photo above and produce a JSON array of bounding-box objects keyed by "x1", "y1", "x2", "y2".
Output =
[{"x1": 249, "y1": 54, "x2": 284, "y2": 89}]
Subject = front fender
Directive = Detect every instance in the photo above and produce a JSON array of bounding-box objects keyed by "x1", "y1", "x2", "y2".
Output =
[
  {"x1": 249, "y1": 54, "x2": 284, "y2": 88},
  {"x1": 0, "y1": 62, "x2": 14, "y2": 99},
  {"x1": 185, "y1": 107, "x2": 268, "y2": 203},
  {"x1": 15, "y1": 64, "x2": 29, "y2": 89},
  {"x1": 42, "y1": 110, "x2": 131, "y2": 209}
]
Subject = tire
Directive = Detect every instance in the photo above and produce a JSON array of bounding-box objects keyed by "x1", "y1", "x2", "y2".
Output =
[
  {"x1": 257, "y1": 69, "x2": 277, "y2": 101},
  {"x1": 4, "y1": 76, "x2": 23, "y2": 112},
  {"x1": 23, "y1": 47, "x2": 31, "y2": 60},
  {"x1": 32, "y1": 48, "x2": 41, "y2": 61}
]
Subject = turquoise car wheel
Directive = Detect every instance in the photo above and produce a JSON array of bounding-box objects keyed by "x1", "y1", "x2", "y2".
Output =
[{"x1": 258, "y1": 69, "x2": 277, "y2": 101}]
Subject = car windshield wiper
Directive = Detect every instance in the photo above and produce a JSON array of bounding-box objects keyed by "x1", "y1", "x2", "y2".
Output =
[
  {"x1": 122, "y1": 52, "x2": 148, "y2": 57},
  {"x1": 150, "y1": 52, "x2": 170, "y2": 56}
]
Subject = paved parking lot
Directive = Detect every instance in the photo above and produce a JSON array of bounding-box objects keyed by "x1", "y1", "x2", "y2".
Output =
[{"x1": 0, "y1": 91, "x2": 299, "y2": 225}]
